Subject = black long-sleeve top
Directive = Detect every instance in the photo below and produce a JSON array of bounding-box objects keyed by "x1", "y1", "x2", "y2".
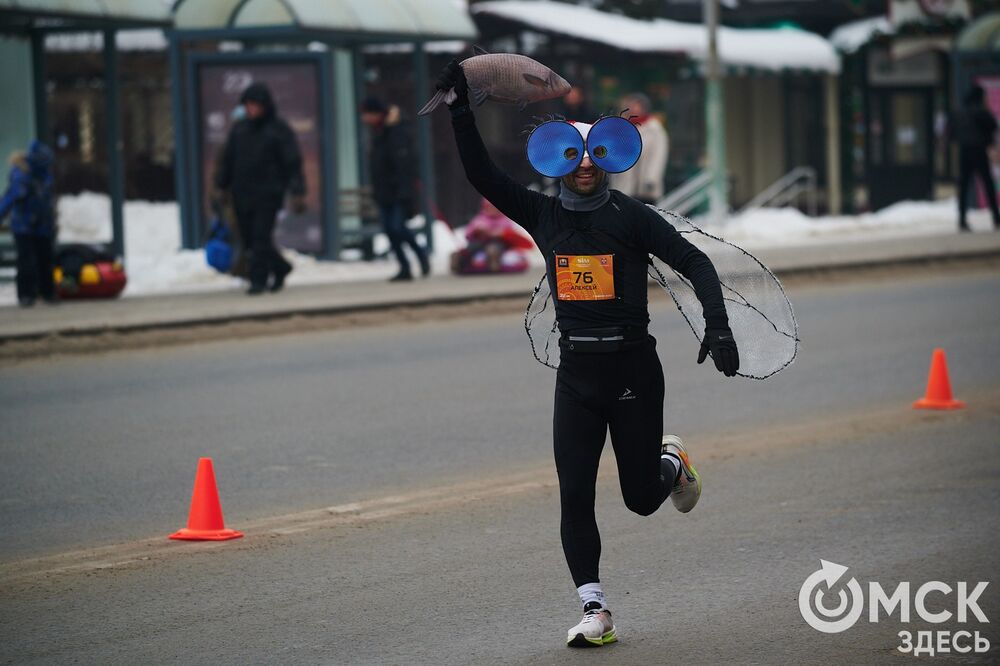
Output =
[{"x1": 450, "y1": 106, "x2": 729, "y2": 333}]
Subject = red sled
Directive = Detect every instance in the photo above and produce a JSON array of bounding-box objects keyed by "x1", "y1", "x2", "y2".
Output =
[
  {"x1": 451, "y1": 247, "x2": 530, "y2": 275},
  {"x1": 54, "y1": 244, "x2": 127, "y2": 299}
]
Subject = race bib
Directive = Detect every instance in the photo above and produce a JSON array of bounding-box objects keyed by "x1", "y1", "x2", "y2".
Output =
[{"x1": 555, "y1": 254, "x2": 615, "y2": 301}]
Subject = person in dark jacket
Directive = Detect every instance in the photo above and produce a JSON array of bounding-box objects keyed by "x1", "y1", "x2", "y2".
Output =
[
  {"x1": 0, "y1": 140, "x2": 57, "y2": 306},
  {"x1": 215, "y1": 83, "x2": 305, "y2": 294},
  {"x1": 360, "y1": 97, "x2": 430, "y2": 281},
  {"x1": 950, "y1": 85, "x2": 1000, "y2": 231}
]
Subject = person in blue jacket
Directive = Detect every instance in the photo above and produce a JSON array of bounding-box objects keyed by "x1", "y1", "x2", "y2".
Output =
[{"x1": 0, "y1": 140, "x2": 57, "y2": 307}]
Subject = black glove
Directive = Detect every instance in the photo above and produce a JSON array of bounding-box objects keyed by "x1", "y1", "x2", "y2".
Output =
[
  {"x1": 436, "y1": 59, "x2": 469, "y2": 108},
  {"x1": 697, "y1": 327, "x2": 740, "y2": 377}
]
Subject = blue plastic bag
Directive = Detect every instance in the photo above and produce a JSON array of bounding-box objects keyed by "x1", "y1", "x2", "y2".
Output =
[{"x1": 204, "y1": 216, "x2": 232, "y2": 273}]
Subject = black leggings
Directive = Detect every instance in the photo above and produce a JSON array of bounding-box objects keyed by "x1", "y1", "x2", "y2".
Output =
[
  {"x1": 553, "y1": 336, "x2": 670, "y2": 587},
  {"x1": 14, "y1": 233, "x2": 55, "y2": 301},
  {"x1": 958, "y1": 149, "x2": 1000, "y2": 228}
]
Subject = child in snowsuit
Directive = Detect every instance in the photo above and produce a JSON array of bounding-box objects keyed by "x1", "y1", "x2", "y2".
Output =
[{"x1": 0, "y1": 141, "x2": 57, "y2": 306}]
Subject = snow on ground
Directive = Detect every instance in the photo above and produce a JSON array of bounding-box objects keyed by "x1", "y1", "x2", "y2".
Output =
[
  {"x1": 722, "y1": 199, "x2": 992, "y2": 249},
  {"x1": 0, "y1": 192, "x2": 466, "y2": 305},
  {"x1": 1, "y1": 191, "x2": 992, "y2": 306}
]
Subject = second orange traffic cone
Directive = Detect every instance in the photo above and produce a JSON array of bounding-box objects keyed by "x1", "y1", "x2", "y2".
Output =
[
  {"x1": 169, "y1": 457, "x2": 244, "y2": 541},
  {"x1": 913, "y1": 348, "x2": 965, "y2": 410}
]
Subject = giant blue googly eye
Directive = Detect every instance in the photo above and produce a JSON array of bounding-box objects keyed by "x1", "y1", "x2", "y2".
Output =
[
  {"x1": 526, "y1": 121, "x2": 584, "y2": 178},
  {"x1": 586, "y1": 116, "x2": 642, "y2": 174}
]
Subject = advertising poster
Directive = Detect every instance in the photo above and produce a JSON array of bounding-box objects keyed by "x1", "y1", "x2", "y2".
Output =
[{"x1": 198, "y1": 60, "x2": 324, "y2": 254}]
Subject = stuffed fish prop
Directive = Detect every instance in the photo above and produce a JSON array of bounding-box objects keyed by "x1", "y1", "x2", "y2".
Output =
[
  {"x1": 418, "y1": 46, "x2": 571, "y2": 116},
  {"x1": 525, "y1": 208, "x2": 800, "y2": 380}
]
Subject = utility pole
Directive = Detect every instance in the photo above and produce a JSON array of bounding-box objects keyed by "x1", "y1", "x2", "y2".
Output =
[{"x1": 704, "y1": 0, "x2": 727, "y2": 224}]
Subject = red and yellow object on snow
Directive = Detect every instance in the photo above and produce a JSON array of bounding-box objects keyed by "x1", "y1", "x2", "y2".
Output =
[{"x1": 53, "y1": 244, "x2": 127, "y2": 299}]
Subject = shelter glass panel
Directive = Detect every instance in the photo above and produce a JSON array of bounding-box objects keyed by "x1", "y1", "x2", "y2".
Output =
[{"x1": 890, "y1": 93, "x2": 927, "y2": 166}]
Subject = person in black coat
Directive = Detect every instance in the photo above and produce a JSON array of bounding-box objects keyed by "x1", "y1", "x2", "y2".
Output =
[
  {"x1": 950, "y1": 85, "x2": 1000, "y2": 232},
  {"x1": 215, "y1": 83, "x2": 306, "y2": 294},
  {"x1": 360, "y1": 97, "x2": 430, "y2": 281}
]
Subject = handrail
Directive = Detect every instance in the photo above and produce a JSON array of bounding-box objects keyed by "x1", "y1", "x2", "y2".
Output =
[
  {"x1": 739, "y1": 166, "x2": 817, "y2": 216},
  {"x1": 656, "y1": 170, "x2": 713, "y2": 216}
]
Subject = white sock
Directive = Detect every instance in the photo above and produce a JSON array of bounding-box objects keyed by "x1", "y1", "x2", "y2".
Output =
[
  {"x1": 577, "y1": 582, "x2": 607, "y2": 610},
  {"x1": 661, "y1": 452, "x2": 681, "y2": 484}
]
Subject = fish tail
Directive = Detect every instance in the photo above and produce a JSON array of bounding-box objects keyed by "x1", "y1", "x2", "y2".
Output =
[{"x1": 418, "y1": 90, "x2": 447, "y2": 116}]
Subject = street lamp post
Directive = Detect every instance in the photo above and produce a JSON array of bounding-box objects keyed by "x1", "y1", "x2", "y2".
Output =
[{"x1": 704, "y1": 0, "x2": 727, "y2": 225}]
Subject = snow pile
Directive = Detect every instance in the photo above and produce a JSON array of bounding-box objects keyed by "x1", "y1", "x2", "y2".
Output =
[
  {"x1": 2, "y1": 191, "x2": 985, "y2": 307},
  {"x1": 829, "y1": 16, "x2": 893, "y2": 54},
  {"x1": 56, "y1": 192, "x2": 237, "y2": 296},
  {"x1": 0, "y1": 192, "x2": 464, "y2": 303},
  {"x1": 721, "y1": 199, "x2": 973, "y2": 248},
  {"x1": 471, "y1": 1, "x2": 840, "y2": 73}
]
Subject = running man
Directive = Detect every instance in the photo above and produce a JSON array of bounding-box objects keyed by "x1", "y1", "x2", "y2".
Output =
[{"x1": 434, "y1": 61, "x2": 740, "y2": 647}]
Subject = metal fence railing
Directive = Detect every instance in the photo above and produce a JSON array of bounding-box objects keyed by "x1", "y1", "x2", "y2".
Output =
[
  {"x1": 738, "y1": 166, "x2": 818, "y2": 217},
  {"x1": 655, "y1": 170, "x2": 713, "y2": 217}
]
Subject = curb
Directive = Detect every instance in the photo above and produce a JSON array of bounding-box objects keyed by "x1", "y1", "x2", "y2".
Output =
[{"x1": 2, "y1": 242, "x2": 998, "y2": 344}]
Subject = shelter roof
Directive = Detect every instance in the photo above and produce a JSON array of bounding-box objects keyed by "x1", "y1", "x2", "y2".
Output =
[
  {"x1": 171, "y1": 0, "x2": 477, "y2": 42},
  {"x1": 471, "y1": 0, "x2": 840, "y2": 74},
  {"x1": 0, "y1": 0, "x2": 171, "y2": 30},
  {"x1": 956, "y1": 11, "x2": 1000, "y2": 52}
]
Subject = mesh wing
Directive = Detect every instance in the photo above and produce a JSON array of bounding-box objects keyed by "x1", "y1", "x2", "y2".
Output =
[
  {"x1": 523, "y1": 206, "x2": 799, "y2": 379},
  {"x1": 647, "y1": 208, "x2": 799, "y2": 379},
  {"x1": 525, "y1": 272, "x2": 561, "y2": 369}
]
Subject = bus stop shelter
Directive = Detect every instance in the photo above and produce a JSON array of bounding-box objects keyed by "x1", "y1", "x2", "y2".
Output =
[
  {"x1": 954, "y1": 11, "x2": 1000, "y2": 100},
  {"x1": 169, "y1": 0, "x2": 477, "y2": 258},
  {"x1": 0, "y1": 0, "x2": 172, "y2": 257}
]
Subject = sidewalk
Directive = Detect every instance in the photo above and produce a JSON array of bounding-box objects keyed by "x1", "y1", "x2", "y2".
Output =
[{"x1": 2, "y1": 231, "x2": 998, "y2": 342}]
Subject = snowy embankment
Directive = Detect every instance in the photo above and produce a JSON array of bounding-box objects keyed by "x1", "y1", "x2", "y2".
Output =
[
  {"x1": 725, "y1": 199, "x2": 980, "y2": 248},
  {"x1": 2, "y1": 192, "x2": 466, "y2": 302},
  {"x1": 1, "y1": 191, "x2": 988, "y2": 306}
]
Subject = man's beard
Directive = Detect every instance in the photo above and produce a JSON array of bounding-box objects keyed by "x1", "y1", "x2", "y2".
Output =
[{"x1": 561, "y1": 167, "x2": 606, "y2": 195}]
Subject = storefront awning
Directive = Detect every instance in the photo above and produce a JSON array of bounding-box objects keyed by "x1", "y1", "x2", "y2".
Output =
[
  {"x1": 472, "y1": 0, "x2": 840, "y2": 74},
  {"x1": 172, "y1": 0, "x2": 477, "y2": 43}
]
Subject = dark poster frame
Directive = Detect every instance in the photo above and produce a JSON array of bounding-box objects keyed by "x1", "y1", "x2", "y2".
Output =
[{"x1": 184, "y1": 51, "x2": 338, "y2": 258}]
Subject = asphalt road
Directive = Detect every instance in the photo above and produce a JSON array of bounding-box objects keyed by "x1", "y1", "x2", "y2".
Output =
[
  {"x1": 2, "y1": 268, "x2": 999, "y2": 561},
  {"x1": 1, "y1": 383, "x2": 998, "y2": 664},
  {"x1": 1, "y1": 267, "x2": 999, "y2": 664}
]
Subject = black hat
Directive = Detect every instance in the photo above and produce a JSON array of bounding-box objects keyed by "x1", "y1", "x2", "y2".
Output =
[
  {"x1": 361, "y1": 96, "x2": 388, "y2": 114},
  {"x1": 240, "y1": 83, "x2": 275, "y2": 115}
]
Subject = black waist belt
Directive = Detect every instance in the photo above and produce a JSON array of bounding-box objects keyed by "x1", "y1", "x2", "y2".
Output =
[{"x1": 559, "y1": 326, "x2": 648, "y2": 353}]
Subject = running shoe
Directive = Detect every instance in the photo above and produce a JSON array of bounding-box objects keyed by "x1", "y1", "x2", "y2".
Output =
[
  {"x1": 662, "y1": 434, "x2": 701, "y2": 513},
  {"x1": 567, "y1": 602, "x2": 617, "y2": 648}
]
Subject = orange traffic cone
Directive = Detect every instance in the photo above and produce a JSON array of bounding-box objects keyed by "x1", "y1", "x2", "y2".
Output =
[
  {"x1": 169, "y1": 457, "x2": 244, "y2": 540},
  {"x1": 913, "y1": 348, "x2": 965, "y2": 410}
]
